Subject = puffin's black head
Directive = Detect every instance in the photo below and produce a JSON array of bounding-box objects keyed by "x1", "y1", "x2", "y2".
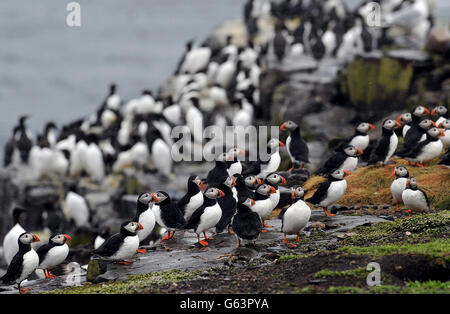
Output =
[
  {"x1": 120, "y1": 221, "x2": 143, "y2": 236},
  {"x1": 204, "y1": 187, "x2": 225, "y2": 199},
  {"x1": 290, "y1": 186, "x2": 305, "y2": 200},
  {"x1": 280, "y1": 120, "x2": 298, "y2": 131},
  {"x1": 412, "y1": 105, "x2": 430, "y2": 118},
  {"x1": 392, "y1": 166, "x2": 409, "y2": 179},
  {"x1": 255, "y1": 184, "x2": 276, "y2": 196},
  {"x1": 137, "y1": 192, "x2": 153, "y2": 204},
  {"x1": 406, "y1": 177, "x2": 418, "y2": 190},
  {"x1": 244, "y1": 175, "x2": 262, "y2": 188},
  {"x1": 418, "y1": 119, "x2": 436, "y2": 130},
  {"x1": 356, "y1": 122, "x2": 375, "y2": 134},
  {"x1": 49, "y1": 233, "x2": 72, "y2": 246},
  {"x1": 328, "y1": 168, "x2": 350, "y2": 181},
  {"x1": 342, "y1": 145, "x2": 363, "y2": 157},
  {"x1": 151, "y1": 191, "x2": 170, "y2": 204},
  {"x1": 12, "y1": 207, "x2": 27, "y2": 225}
]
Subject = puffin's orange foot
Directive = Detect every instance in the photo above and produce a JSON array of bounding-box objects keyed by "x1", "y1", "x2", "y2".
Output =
[
  {"x1": 137, "y1": 248, "x2": 147, "y2": 254},
  {"x1": 283, "y1": 239, "x2": 290, "y2": 244},
  {"x1": 198, "y1": 240, "x2": 209, "y2": 247},
  {"x1": 19, "y1": 288, "x2": 30, "y2": 294},
  {"x1": 118, "y1": 260, "x2": 133, "y2": 265},
  {"x1": 160, "y1": 235, "x2": 171, "y2": 242},
  {"x1": 324, "y1": 209, "x2": 336, "y2": 216},
  {"x1": 47, "y1": 273, "x2": 56, "y2": 279},
  {"x1": 415, "y1": 163, "x2": 424, "y2": 167},
  {"x1": 227, "y1": 227, "x2": 235, "y2": 235},
  {"x1": 261, "y1": 229, "x2": 268, "y2": 233},
  {"x1": 287, "y1": 165, "x2": 295, "y2": 172},
  {"x1": 263, "y1": 221, "x2": 273, "y2": 228},
  {"x1": 288, "y1": 243, "x2": 297, "y2": 248}
]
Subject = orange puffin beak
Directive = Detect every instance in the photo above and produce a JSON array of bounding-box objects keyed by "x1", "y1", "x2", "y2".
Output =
[
  {"x1": 250, "y1": 198, "x2": 255, "y2": 206},
  {"x1": 151, "y1": 193, "x2": 159, "y2": 202},
  {"x1": 343, "y1": 170, "x2": 351, "y2": 177},
  {"x1": 357, "y1": 148, "x2": 364, "y2": 156},
  {"x1": 291, "y1": 189, "x2": 296, "y2": 200},
  {"x1": 255, "y1": 177, "x2": 263, "y2": 185},
  {"x1": 239, "y1": 149, "x2": 246, "y2": 156},
  {"x1": 217, "y1": 189, "x2": 225, "y2": 198},
  {"x1": 431, "y1": 108, "x2": 437, "y2": 115},
  {"x1": 231, "y1": 178, "x2": 237, "y2": 186},
  {"x1": 63, "y1": 234, "x2": 72, "y2": 242},
  {"x1": 280, "y1": 122, "x2": 287, "y2": 131},
  {"x1": 440, "y1": 129, "x2": 445, "y2": 137},
  {"x1": 394, "y1": 120, "x2": 401, "y2": 128},
  {"x1": 391, "y1": 169, "x2": 396, "y2": 177},
  {"x1": 424, "y1": 107, "x2": 431, "y2": 115},
  {"x1": 32, "y1": 234, "x2": 40, "y2": 242},
  {"x1": 368, "y1": 123, "x2": 375, "y2": 131},
  {"x1": 269, "y1": 186, "x2": 277, "y2": 194},
  {"x1": 278, "y1": 140, "x2": 285, "y2": 147},
  {"x1": 279, "y1": 175, "x2": 287, "y2": 184},
  {"x1": 396, "y1": 115, "x2": 403, "y2": 125},
  {"x1": 137, "y1": 223, "x2": 144, "y2": 231},
  {"x1": 431, "y1": 121, "x2": 437, "y2": 127}
]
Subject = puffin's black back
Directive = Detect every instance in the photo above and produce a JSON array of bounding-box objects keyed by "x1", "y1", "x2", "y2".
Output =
[
  {"x1": 368, "y1": 127, "x2": 393, "y2": 164},
  {"x1": 1, "y1": 234, "x2": 31, "y2": 284},
  {"x1": 232, "y1": 202, "x2": 262, "y2": 241},
  {"x1": 215, "y1": 184, "x2": 237, "y2": 233},
  {"x1": 159, "y1": 196, "x2": 186, "y2": 229},
  {"x1": 289, "y1": 126, "x2": 309, "y2": 163}
]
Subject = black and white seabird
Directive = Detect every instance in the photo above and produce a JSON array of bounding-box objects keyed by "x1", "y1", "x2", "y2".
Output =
[
  {"x1": 185, "y1": 187, "x2": 225, "y2": 246},
  {"x1": 280, "y1": 120, "x2": 309, "y2": 171},
  {"x1": 16, "y1": 115, "x2": 33, "y2": 164},
  {"x1": 432, "y1": 105, "x2": 448, "y2": 126},
  {"x1": 338, "y1": 122, "x2": 375, "y2": 152},
  {"x1": 231, "y1": 197, "x2": 262, "y2": 247},
  {"x1": 261, "y1": 172, "x2": 286, "y2": 228},
  {"x1": 402, "y1": 177, "x2": 430, "y2": 217},
  {"x1": 316, "y1": 144, "x2": 363, "y2": 175},
  {"x1": 243, "y1": 139, "x2": 284, "y2": 179},
  {"x1": 178, "y1": 175, "x2": 205, "y2": 222},
  {"x1": 2, "y1": 207, "x2": 27, "y2": 265},
  {"x1": 36, "y1": 233, "x2": 72, "y2": 279},
  {"x1": 214, "y1": 176, "x2": 238, "y2": 234},
  {"x1": 437, "y1": 119, "x2": 450, "y2": 147},
  {"x1": 390, "y1": 166, "x2": 410, "y2": 212},
  {"x1": 151, "y1": 191, "x2": 186, "y2": 241},
  {"x1": 368, "y1": 119, "x2": 400, "y2": 166},
  {"x1": 306, "y1": 168, "x2": 350, "y2": 217},
  {"x1": 92, "y1": 221, "x2": 143, "y2": 265},
  {"x1": 401, "y1": 127, "x2": 444, "y2": 167},
  {"x1": 3, "y1": 126, "x2": 21, "y2": 167},
  {"x1": 133, "y1": 192, "x2": 156, "y2": 252},
  {"x1": 1, "y1": 232, "x2": 40, "y2": 294},
  {"x1": 279, "y1": 186, "x2": 311, "y2": 245},
  {"x1": 251, "y1": 183, "x2": 277, "y2": 228},
  {"x1": 396, "y1": 106, "x2": 431, "y2": 156},
  {"x1": 396, "y1": 112, "x2": 413, "y2": 138}
]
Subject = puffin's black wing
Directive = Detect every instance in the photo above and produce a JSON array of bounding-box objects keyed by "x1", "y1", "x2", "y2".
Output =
[
  {"x1": 418, "y1": 188, "x2": 430, "y2": 209},
  {"x1": 1, "y1": 253, "x2": 23, "y2": 284},
  {"x1": 4, "y1": 139, "x2": 15, "y2": 167},
  {"x1": 216, "y1": 191, "x2": 237, "y2": 233},
  {"x1": 306, "y1": 180, "x2": 331, "y2": 205},
  {"x1": 396, "y1": 125, "x2": 423, "y2": 155},
  {"x1": 93, "y1": 233, "x2": 124, "y2": 258},
  {"x1": 36, "y1": 243, "x2": 54, "y2": 264},
  {"x1": 177, "y1": 193, "x2": 192, "y2": 214},
  {"x1": 315, "y1": 152, "x2": 346, "y2": 175},
  {"x1": 290, "y1": 137, "x2": 309, "y2": 163},
  {"x1": 242, "y1": 160, "x2": 261, "y2": 176},
  {"x1": 184, "y1": 205, "x2": 206, "y2": 230},
  {"x1": 368, "y1": 135, "x2": 389, "y2": 165},
  {"x1": 232, "y1": 212, "x2": 262, "y2": 240},
  {"x1": 162, "y1": 203, "x2": 186, "y2": 229},
  {"x1": 401, "y1": 140, "x2": 429, "y2": 159}
]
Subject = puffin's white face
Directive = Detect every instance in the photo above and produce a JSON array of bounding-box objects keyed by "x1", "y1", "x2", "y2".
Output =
[
  {"x1": 427, "y1": 127, "x2": 444, "y2": 138},
  {"x1": 268, "y1": 139, "x2": 284, "y2": 149},
  {"x1": 204, "y1": 187, "x2": 225, "y2": 199},
  {"x1": 223, "y1": 176, "x2": 235, "y2": 188},
  {"x1": 217, "y1": 152, "x2": 233, "y2": 162},
  {"x1": 395, "y1": 166, "x2": 408, "y2": 178},
  {"x1": 138, "y1": 192, "x2": 153, "y2": 204},
  {"x1": 19, "y1": 232, "x2": 39, "y2": 245},
  {"x1": 413, "y1": 106, "x2": 430, "y2": 117},
  {"x1": 291, "y1": 186, "x2": 305, "y2": 199},
  {"x1": 438, "y1": 119, "x2": 450, "y2": 130},
  {"x1": 383, "y1": 119, "x2": 398, "y2": 130},
  {"x1": 256, "y1": 184, "x2": 276, "y2": 195},
  {"x1": 124, "y1": 222, "x2": 143, "y2": 233},
  {"x1": 432, "y1": 105, "x2": 447, "y2": 116},
  {"x1": 356, "y1": 122, "x2": 375, "y2": 133},
  {"x1": 266, "y1": 173, "x2": 286, "y2": 185},
  {"x1": 245, "y1": 175, "x2": 261, "y2": 187},
  {"x1": 280, "y1": 120, "x2": 298, "y2": 131},
  {"x1": 399, "y1": 113, "x2": 412, "y2": 123},
  {"x1": 151, "y1": 192, "x2": 168, "y2": 204},
  {"x1": 330, "y1": 169, "x2": 350, "y2": 180},
  {"x1": 407, "y1": 177, "x2": 418, "y2": 188},
  {"x1": 243, "y1": 198, "x2": 255, "y2": 208},
  {"x1": 51, "y1": 234, "x2": 72, "y2": 245},
  {"x1": 419, "y1": 119, "x2": 435, "y2": 130},
  {"x1": 227, "y1": 147, "x2": 245, "y2": 158},
  {"x1": 343, "y1": 145, "x2": 362, "y2": 157}
]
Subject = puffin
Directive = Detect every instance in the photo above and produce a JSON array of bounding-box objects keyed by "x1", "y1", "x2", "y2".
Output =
[
  {"x1": 315, "y1": 145, "x2": 363, "y2": 175},
  {"x1": 432, "y1": 105, "x2": 448, "y2": 126},
  {"x1": 402, "y1": 177, "x2": 430, "y2": 217},
  {"x1": 231, "y1": 197, "x2": 262, "y2": 247},
  {"x1": 401, "y1": 127, "x2": 444, "y2": 167},
  {"x1": 244, "y1": 175, "x2": 262, "y2": 190},
  {"x1": 273, "y1": 23, "x2": 287, "y2": 62},
  {"x1": 437, "y1": 119, "x2": 450, "y2": 147},
  {"x1": 337, "y1": 122, "x2": 375, "y2": 152},
  {"x1": 390, "y1": 166, "x2": 410, "y2": 212},
  {"x1": 368, "y1": 119, "x2": 400, "y2": 166},
  {"x1": 226, "y1": 147, "x2": 246, "y2": 176},
  {"x1": 36, "y1": 233, "x2": 72, "y2": 279},
  {"x1": 133, "y1": 192, "x2": 156, "y2": 253},
  {"x1": 185, "y1": 187, "x2": 225, "y2": 246},
  {"x1": 92, "y1": 221, "x2": 143, "y2": 265},
  {"x1": 177, "y1": 175, "x2": 205, "y2": 222},
  {"x1": 306, "y1": 168, "x2": 350, "y2": 217},
  {"x1": 1, "y1": 232, "x2": 40, "y2": 294},
  {"x1": 16, "y1": 115, "x2": 33, "y2": 164},
  {"x1": 261, "y1": 173, "x2": 287, "y2": 229},
  {"x1": 243, "y1": 139, "x2": 284, "y2": 179},
  {"x1": 280, "y1": 120, "x2": 309, "y2": 171},
  {"x1": 232, "y1": 174, "x2": 256, "y2": 200},
  {"x1": 215, "y1": 176, "x2": 238, "y2": 234},
  {"x1": 151, "y1": 191, "x2": 186, "y2": 241},
  {"x1": 396, "y1": 112, "x2": 413, "y2": 138},
  {"x1": 396, "y1": 105, "x2": 431, "y2": 156},
  {"x1": 3, "y1": 207, "x2": 27, "y2": 265},
  {"x1": 205, "y1": 153, "x2": 231, "y2": 187},
  {"x1": 279, "y1": 186, "x2": 311, "y2": 245},
  {"x1": 251, "y1": 183, "x2": 277, "y2": 229}
]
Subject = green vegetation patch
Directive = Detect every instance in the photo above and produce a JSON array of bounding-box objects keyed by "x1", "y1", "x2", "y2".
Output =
[{"x1": 314, "y1": 267, "x2": 367, "y2": 279}]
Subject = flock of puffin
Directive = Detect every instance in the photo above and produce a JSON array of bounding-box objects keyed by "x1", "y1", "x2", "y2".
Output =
[{"x1": 1, "y1": 0, "x2": 448, "y2": 294}]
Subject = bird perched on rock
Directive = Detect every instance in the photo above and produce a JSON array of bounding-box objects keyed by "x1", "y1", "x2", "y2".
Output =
[
  {"x1": 280, "y1": 120, "x2": 309, "y2": 171},
  {"x1": 396, "y1": 112, "x2": 413, "y2": 138},
  {"x1": 214, "y1": 176, "x2": 237, "y2": 234},
  {"x1": 231, "y1": 197, "x2": 262, "y2": 247},
  {"x1": 177, "y1": 175, "x2": 205, "y2": 222},
  {"x1": 151, "y1": 191, "x2": 186, "y2": 242},
  {"x1": 396, "y1": 106, "x2": 431, "y2": 156},
  {"x1": 36, "y1": 233, "x2": 72, "y2": 279},
  {"x1": 315, "y1": 144, "x2": 363, "y2": 175},
  {"x1": 3, "y1": 207, "x2": 27, "y2": 265},
  {"x1": 250, "y1": 183, "x2": 277, "y2": 228},
  {"x1": 390, "y1": 166, "x2": 410, "y2": 212},
  {"x1": 306, "y1": 168, "x2": 350, "y2": 217},
  {"x1": 402, "y1": 177, "x2": 430, "y2": 217},
  {"x1": 368, "y1": 119, "x2": 400, "y2": 166},
  {"x1": 337, "y1": 122, "x2": 375, "y2": 152},
  {"x1": 279, "y1": 186, "x2": 311, "y2": 245},
  {"x1": 1, "y1": 232, "x2": 40, "y2": 294},
  {"x1": 261, "y1": 172, "x2": 287, "y2": 229},
  {"x1": 133, "y1": 192, "x2": 156, "y2": 253},
  {"x1": 92, "y1": 221, "x2": 143, "y2": 265}
]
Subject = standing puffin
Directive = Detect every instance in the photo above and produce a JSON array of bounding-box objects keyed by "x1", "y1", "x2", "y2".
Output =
[
  {"x1": 92, "y1": 221, "x2": 143, "y2": 265},
  {"x1": 396, "y1": 106, "x2": 431, "y2": 156},
  {"x1": 1, "y1": 232, "x2": 40, "y2": 294},
  {"x1": 251, "y1": 183, "x2": 277, "y2": 229},
  {"x1": 280, "y1": 120, "x2": 309, "y2": 171},
  {"x1": 133, "y1": 192, "x2": 156, "y2": 253},
  {"x1": 243, "y1": 139, "x2": 284, "y2": 179},
  {"x1": 437, "y1": 119, "x2": 450, "y2": 147},
  {"x1": 390, "y1": 166, "x2": 410, "y2": 212},
  {"x1": 432, "y1": 105, "x2": 448, "y2": 126},
  {"x1": 401, "y1": 127, "x2": 444, "y2": 167},
  {"x1": 204, "y1": 153, "x2": 231, "y2": 187},
  {"x1": 185, "y1": 187, "x2": 225, "y2": 247},
  {"x1": 368, "y1": 119, "x2": 400, "y2": 166},
  {"x1": 232, "y1": 174, "x2": 256, "y2": 200},
  {"x1": 402, "y1": 177, "x2": 430, "y2": 217},
  {"x1": 279, "y1": 186, "x2": 311, "y2": 245},
  {"x1": 3, "y1": 207, "x2": 27, "y2": 265},
  {"x1": 177, "y1": 175, "x2": 205, "y2": 222},
  {"x1": 396, "y1": 112, "x2": 413, "y2": 138},
  {"x1": 338, "y1": 122, "x2": 375, "y2": 152},
  {"x1": 306, "y1": 169, "x2": 350, "y2": 217},
  {"x1": 215, "y1": 176, "x2": 238, "y2": 234},
  {"x1": 36, "y1": 233, "x2": 72, "y2": 279},
  {"x1": 315, "y1": 145, "x2": 363, "y2": 175},
  {"x1": 151, "y1": 191, "x2": 186, "y2": 241},
  {"x1": 261, "y1": 173, "x2": 287, "y2": 229},
  {"x1": 231, "y1": 197, "x2": 262, "y2": 247}
]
